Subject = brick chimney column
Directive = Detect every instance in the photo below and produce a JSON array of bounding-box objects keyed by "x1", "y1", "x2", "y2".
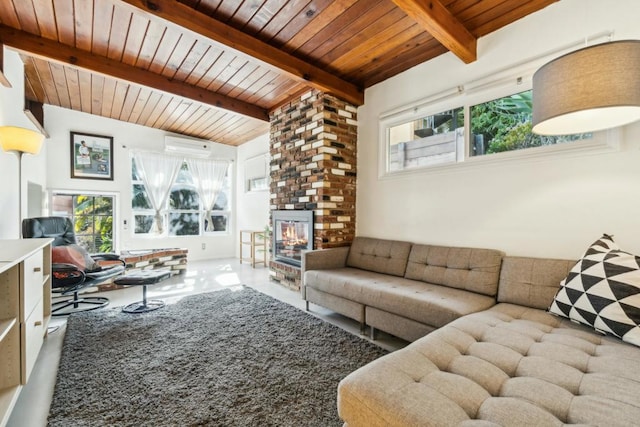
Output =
[{"x1": 269, "y1": 89, "x2": 357, "y2": 290}]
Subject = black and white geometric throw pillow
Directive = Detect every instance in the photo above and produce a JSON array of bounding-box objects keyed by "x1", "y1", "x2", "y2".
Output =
[{"x1": 549, "y1": 234, "x2": 640, "y2": 347}]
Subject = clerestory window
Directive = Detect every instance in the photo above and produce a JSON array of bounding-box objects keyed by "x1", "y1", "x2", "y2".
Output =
[
  {"x1": 469, "y1": 90, "x2": 590, "y2": 157},
  {"x1": 380, "y1": 74, "x2": 617, "y2": 177}
]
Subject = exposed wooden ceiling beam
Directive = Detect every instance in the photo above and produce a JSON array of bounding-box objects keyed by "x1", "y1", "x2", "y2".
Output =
[
  {"x1": 391, "y1": 0, "x2": 477, "y2": 64},
  {"x1": 118, "y1": 0, "x2": 364, "y2": 106},
  {"x1": 0, "y1": 25, "x2": 269, "y2": 122},
  {"x1": 24, "y1": 99, "x2": 49, "y2": 138},
  {"x1": 0, "y1": 43, "x2": 12, "y2": 87}
]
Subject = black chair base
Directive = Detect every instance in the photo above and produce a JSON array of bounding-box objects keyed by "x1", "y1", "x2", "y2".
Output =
[
  {"x1": 116, "y1": 270, "x2": 171, "y2": 314},
  {"x1": 52, "y1": 295, "x2": 109, "y2": 316},
  {"x1": 122, "y1": 299, "x2": 165, "y2": 313}
]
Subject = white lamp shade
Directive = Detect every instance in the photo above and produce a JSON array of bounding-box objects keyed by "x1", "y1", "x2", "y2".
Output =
[
  {"x1": 0, "y1": 126, "x2": 45, "y2": 154},
  {"x1": 532, "y1": 40, "x2": 640, "y2": 135}
]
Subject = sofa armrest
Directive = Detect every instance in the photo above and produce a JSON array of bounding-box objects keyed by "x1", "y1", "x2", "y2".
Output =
[
  {"x1": 302, "y1": 247, "x2": 350, "y2": 272},
  {"x1": 301, "y1": 247, "x2": 350, "y2": 298}
]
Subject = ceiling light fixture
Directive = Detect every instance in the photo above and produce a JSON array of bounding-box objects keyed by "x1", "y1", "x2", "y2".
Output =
[{"x1": 532, "y1": 40, "x2": 640, "y2": 135}]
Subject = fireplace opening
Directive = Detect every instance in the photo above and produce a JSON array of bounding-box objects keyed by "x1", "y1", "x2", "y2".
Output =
[{"x1": 272, "y1": 210, "x2": 313, "y2": 267}]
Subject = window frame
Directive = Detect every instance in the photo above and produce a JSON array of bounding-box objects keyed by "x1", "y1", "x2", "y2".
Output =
[
  {"x1": 130, "y1": 156, "x2": 232, "y2": 237},
  {"x1": 50, "y1": 190, "x2": 118, "y2": 252},
  {"x1": 381, "y1": 97, "x2": 466, "y2": 174},
  {"x1": 167, "y1": 164, "x2": 202, "y2": 237},
  {"x1": 205, "y1": 164, "x2": 232, "y2": 235},
  {"x1": 378, "y1": 70, "x2": 621, "y2": 179}
]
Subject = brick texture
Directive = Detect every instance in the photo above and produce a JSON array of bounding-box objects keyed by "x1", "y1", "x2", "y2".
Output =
[
  {"x1": 269, "y1": 89, "x2": 357, "y2": 290},
  {"x1": 97, "y1": 248, "x2": 187, "y2": 291}
]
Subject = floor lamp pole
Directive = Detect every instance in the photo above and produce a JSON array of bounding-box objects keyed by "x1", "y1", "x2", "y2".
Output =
[
  {"x1": 0, "y1": 126, "x2": 45, "y2": 238},
  {"x1": 16, "y1": 150, "x2": 24, "y2": 238}
]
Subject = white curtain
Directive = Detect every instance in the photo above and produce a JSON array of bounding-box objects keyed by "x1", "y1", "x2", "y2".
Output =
[
  {"x1": 133, "y1": 152, "x2": 183, "y2": 234},
  {"x1": 187, "y1": 158, "x2": 230, "y2": 232}
]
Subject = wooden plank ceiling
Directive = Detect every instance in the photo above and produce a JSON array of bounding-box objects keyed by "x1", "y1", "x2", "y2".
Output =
[{"x1": 0, "y1": 0, "x2": 557, "y2": 146}]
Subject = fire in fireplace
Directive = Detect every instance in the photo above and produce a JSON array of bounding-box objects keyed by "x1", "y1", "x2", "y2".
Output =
[{"x1": 272, "y1": 210, "x2": 313, "y2": 266}]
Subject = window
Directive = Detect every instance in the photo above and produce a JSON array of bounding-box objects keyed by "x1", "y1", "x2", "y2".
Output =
[
  {"x1": 470, "y1": 90, "x2": 590, "y2": 156},
  {"x1": 131, "y1": 160, "x2": 154, "y2": 234},
  {"x1": 207, "y1": 174, "x2": 231, "y2": 232},
  {"x1": 388, "y1": 108, "x2": 464, "y2": 171},
  {"x1": 131, "y1": 157, "x2": 232, "y2": 236},
  {"x1": 51, "y1": 193, "x2": 115, "y2": 252},
  {"x1": 169, "y1": 163, "x2": 201, "y2": 236},
  {"x1": 381, "y1": 74, "x2": 616, "y2": 176}
]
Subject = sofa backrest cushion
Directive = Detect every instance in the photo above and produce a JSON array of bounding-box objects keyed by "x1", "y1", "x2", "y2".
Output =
[
  {"x1": 498, "y1": 256, "x2": 574, "y2": 309},
  {"x1": 404, "y1": 245, "x2": 504, "y2": 296},
  {"x1": 346, "y1": 237, "x2": 412, "y2": 277}
]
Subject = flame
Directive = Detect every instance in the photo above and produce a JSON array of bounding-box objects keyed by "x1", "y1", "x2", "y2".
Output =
[{"x1": 280, "y1": 222, "x2": 308, "y2": 246}]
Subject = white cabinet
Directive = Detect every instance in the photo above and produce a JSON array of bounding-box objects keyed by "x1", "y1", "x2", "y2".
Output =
[{"x1": 0, "y1": 239, "x2": 52, "y2": 427}]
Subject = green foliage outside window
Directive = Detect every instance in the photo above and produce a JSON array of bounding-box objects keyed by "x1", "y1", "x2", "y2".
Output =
[
  {"x1": 170, "y1": 187, "x2": 200, "y2": 210},
  {"x1": 135, "y1": 215, "x2": 154, "y2": 234},
  {"x1": 132, "y1": 184, "x2": 152, "y2": 210},
  {"x1": 131, "y1": 158, "x2": 231, "y2": 235},
  {"x1": 51, "y1": 194, "x2": 114, "y2": 253},
  {"x1": 169, "y1": 213, "x2": 200, "y2": 235},
  {"x1": 73, "y1": 195, "x2": 113, "y2": 253},
  {"x1": 471, "y1": 90, "x2": 589, "y2": 155}
]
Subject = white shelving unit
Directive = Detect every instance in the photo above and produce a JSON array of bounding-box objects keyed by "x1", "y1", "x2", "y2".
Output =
[{"x1": 0, "y1": 239, "x2": 52, "y2": 427}]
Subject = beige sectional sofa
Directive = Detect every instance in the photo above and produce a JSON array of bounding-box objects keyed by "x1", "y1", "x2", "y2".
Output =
[
  {"x1": 302, "y1": 237, "x2": 640, "y2": 426},
  {"x1": 302, "y1": 237, "x2": 504, "y2": 342}
]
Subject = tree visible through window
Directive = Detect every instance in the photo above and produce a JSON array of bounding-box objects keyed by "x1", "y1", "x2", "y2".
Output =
[
  {"x1": 51, "y1": 194, "x2": 114, "y2": 253},
  {"x1": 470, "y1": 90, "x2": 590, "y2": 156},
  {"x1": 383, "y1": 85, "x2": 600, "y2": 174},
  {"x1": 131, "y1": 158, "x2": 231, "y2": 236},
  {"x1": 169, "y1": 163, "x2": 200, "y2": 236}
]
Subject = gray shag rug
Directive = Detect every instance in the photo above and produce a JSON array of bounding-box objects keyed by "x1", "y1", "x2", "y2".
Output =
[{"x1": 48, "y1": 287, "x2": 387, "y2": 426}]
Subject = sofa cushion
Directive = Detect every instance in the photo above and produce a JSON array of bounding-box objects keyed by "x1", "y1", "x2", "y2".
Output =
[
  {"x1": 346, "y1": 237, "x2": 411, "y2": 277},
  {"x1": 338, "y1": 303, "x2": 640, "y2": 426},
  {"x1": 404, "y1": 244, "x2": 503, "y2": 296},
  {"x1": 304, "y1": 268, "x2": 495, "y2": 328},
  {"x1": 549, "y1": 234, "x2": 640, "y2": 347},
  {"x1": 498, "y1": 256, "x2": 574, "y2": 309}
]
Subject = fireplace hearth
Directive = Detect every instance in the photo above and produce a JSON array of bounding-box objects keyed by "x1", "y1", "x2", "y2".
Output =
[{"x1": 272, "y1": 210, "x2": 313, "y2": 266}]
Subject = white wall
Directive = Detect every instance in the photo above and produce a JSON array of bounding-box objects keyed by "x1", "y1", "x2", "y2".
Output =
[
  {"x1": 357, "y1": 0, "x2": 640, "y2": 259},
  {"x1": 44, "y1": 105, "x2": 238, "y2": 261},
  {"x1": 0, "y1": 49, "x2": 269, "y2": 259},
  {"x1": 0, "y1": 49, "x2": 47, "y2": 239},
  {"x1": 235, "y1": 134, "x2": 270, "y2": 257}
]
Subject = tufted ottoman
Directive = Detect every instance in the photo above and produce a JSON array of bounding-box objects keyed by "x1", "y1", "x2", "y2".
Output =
[{"x1": 338, "y1": 303, "x2": 640, "y2": 426}]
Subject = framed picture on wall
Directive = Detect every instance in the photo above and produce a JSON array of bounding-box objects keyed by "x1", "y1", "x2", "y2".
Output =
[{"x1": 70, "y1": 131, "x2": 114, "y2": 180}]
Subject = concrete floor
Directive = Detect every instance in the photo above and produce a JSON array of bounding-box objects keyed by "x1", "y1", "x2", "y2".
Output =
[{"x1": 7, "y1": 258, "x2": 406, "y2": 427}]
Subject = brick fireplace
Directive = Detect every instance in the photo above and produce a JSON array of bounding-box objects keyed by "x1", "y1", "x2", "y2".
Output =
[{"x1": 269, "y1": 89, "x2": 357, "y2": 290}]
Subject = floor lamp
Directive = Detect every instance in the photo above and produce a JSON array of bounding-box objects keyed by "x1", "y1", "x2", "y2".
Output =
[{"x1": 0, "y1": 126, "x2": 45, "y2": 237}]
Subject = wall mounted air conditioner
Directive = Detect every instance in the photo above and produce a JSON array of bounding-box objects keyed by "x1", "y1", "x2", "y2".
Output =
[{"x1": 164, "y1": 136, "x2": 212, "y2": 158}]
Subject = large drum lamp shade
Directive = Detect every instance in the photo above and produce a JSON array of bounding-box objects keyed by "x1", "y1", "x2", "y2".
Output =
[{"x1": 532, "y1": 40, "x2": 640, "y2": 135}]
